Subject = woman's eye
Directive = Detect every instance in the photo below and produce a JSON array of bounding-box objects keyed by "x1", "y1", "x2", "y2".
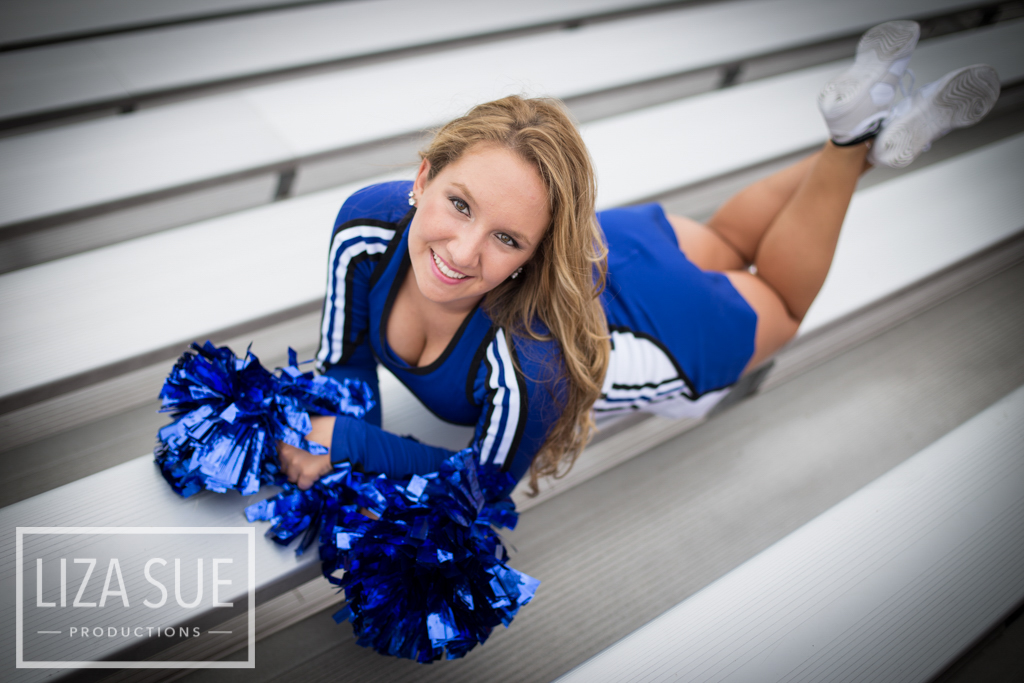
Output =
[
  {"x1": 450, "y1": 197, "x2": 470, "y2": 216},
  {"x1": 496, "y1": 233, "x2": 519, "y2": 248}
]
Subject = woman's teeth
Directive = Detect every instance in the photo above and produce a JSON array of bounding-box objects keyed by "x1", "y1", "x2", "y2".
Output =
[{"x1": 433, "y1": 251, "x2": 466, "y2": 279}]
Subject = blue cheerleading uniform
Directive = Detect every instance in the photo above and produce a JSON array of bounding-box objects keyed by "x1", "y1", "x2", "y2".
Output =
[
  {"x1": 595, "y1": 203, "x2": 757, "y2": 419},
  {"x1": 316, "y1": 181, "x2": 756, "y2": 485}
]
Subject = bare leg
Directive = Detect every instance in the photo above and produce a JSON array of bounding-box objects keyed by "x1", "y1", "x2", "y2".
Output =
[
  {"x1": 751, "y1": 141, "x2": 869, "y2": 321},
  {"x1": 707, "y1": 152, "x2": 822, "y2": 264},
  {"x1": 667, "y1": 152, "x2": 822, "y2": 271},
  {"x1": 668, "y1": 141, "x2": 870, "y2": 370},
  {"x1": 670, "y1": 148, "x2": 872, "y2": 273}
]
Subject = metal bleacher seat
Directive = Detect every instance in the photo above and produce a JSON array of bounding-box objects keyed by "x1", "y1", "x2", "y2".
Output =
[
  {"x1": 0, "y1": 0, "x2": 681, "y2": 124},
  {"x1": 0, "y1": 0, "x2": 994, "y2": 276},
  {"x1": 2, "y1": 0, "x2": 1023, "y2": 676},
  {"x1": 555, "y1": 384, "x2": 1024, "y2": 683},
  {"x1": 0, "y1": 1, "x2": 317, "y2": 50}
]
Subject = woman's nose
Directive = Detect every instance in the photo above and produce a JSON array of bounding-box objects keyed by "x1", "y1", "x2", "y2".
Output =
[{"x1": 447, "y1": 228, "x2": 484, "y2": 269}]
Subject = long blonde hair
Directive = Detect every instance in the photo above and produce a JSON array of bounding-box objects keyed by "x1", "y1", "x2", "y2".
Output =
[{"x1": 420, "y1": 95, "x2": 609, "y2": 494}]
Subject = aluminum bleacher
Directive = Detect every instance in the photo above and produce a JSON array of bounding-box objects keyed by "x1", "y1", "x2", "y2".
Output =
[
  {"x1": 2, "y1": 128, "x2": 1021, "y2": 678},
  {"x1": 555, "y1": 384, "x2": 1024, "y2": 683},
  {"x1": 2, "y1": 0, "x2": 1023, "y2": 677},
  {"x1": 2, "y1": 17, "x2": 1022, "y2": 453},
  {"x1": 0, "y1": 0, "x2": 999, "y2": 276},
  {"x1": 0, "y1": 0, "x2": 317, "y2": 49},
  {"x1": 0, "y1": 0, "x2": 684, "y2": 124}
]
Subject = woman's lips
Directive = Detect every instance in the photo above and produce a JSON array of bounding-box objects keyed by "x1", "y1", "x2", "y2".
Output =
[{"x1": 430, "y1": 249, "x2": 469, "y2": 284}]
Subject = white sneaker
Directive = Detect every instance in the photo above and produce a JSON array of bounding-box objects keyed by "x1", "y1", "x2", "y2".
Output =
[
  {"x1": 868, "y1": 64, "x2": 1001, "y2": 168},
  {"x1": 819, "y1": 20, "x2": 920, "y2": 144}
]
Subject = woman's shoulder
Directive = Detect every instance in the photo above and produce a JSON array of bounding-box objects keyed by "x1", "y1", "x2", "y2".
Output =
[
  {"x1": 468, "y1": 316, "x2": 563, "y2": 378},
  {"x1": 332, "y1": 180, "x2": 414, "y2": 231},
  {"x1": 503, "y1": 320, "x2": 566, "y2": 382}
]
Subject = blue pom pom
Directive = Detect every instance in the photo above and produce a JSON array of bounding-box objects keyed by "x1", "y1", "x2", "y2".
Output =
[
  {"x1": 245, "y1": 448, "x2": 539, "y2": 663},
  {"x1": 158, "y1": 342, "x2": 540, "y2": 662},
  {"x1": 155, "y1": 342, "x2": 373, "y2": 496}
]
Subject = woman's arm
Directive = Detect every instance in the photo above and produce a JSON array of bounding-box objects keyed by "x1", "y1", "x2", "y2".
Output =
[
  {"x1": 281, "y1": 356, "x2": 455, "y2": 489},
  {"x1": 278, "y1": 415, "x2": 456, "y2": 490},
  {"x1": 280, "y1": 331, "x2": 564, "y2": 491}
]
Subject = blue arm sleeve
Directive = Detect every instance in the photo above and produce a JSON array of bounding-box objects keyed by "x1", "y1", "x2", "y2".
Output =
[
  {"x1": 325, "y1": 330, "x2": 564, "y2": 485},
  {"x1": 323, "y1": 333, "x2": 458, "y2": 476},
  {"x1": 330, "y1": 415, "x2": 455, "y2": 478}
]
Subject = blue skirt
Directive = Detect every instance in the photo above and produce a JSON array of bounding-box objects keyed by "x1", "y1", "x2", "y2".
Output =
[{"x1": 597, "y1": 203, "x2": 757, "y2": 415}]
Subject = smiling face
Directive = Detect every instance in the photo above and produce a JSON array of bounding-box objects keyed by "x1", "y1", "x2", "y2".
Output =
[{"x1": 407, "y1": 143, "x2": 551, "y2": 314}]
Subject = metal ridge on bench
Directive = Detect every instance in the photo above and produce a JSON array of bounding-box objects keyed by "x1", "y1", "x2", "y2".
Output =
[{"x1": 2, "y1": 1, "x2": 347, "y2": 51}]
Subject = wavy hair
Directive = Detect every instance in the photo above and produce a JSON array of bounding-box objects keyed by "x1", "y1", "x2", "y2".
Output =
[{"x1": 420, "y1": 95, "x2": 609, "y2": 494}]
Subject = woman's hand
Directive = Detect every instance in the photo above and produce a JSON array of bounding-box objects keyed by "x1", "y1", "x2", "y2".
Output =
[
  {"x1": 277, "y1": 415, "x2": 336, "y2": 490},
  {"x1": 277, "y1": 442, "x2": 331, "y2": 490}
]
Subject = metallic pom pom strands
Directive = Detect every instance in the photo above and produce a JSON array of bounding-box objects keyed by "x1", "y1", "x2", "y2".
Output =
[
  {"x1": 156, "y1": 342, "x2": 538, "y2": 662},
  {"x1": 155, "y1": 341, "x2": 373, "y2": 497},
  {"x1": 246, "y1": 449, "x2": 539, "y2": 663}
]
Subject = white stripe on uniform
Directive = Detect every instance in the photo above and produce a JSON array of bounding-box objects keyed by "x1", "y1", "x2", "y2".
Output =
[
  {"x1": 317, "y1": 225, "x2": 394, "y2": 366},
  {"x1": 594, "y1": 328, "x2": 727, "y2": 417},
  {"x1": 480, "y1": 329, "x2": 522, "y2": 467}
]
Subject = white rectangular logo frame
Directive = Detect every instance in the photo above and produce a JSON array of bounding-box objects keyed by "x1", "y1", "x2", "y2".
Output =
[{"x1": 16, "y1": 527, "x2": 256, "y2": 669}]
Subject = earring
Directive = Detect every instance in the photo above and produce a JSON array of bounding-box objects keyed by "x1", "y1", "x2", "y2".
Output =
[
  {"x1": 510, "y1": 267, "x2": 523, "y2": 280},
  {"x1": 408, "y1": 190, "x2": 416, "y2": 206}
]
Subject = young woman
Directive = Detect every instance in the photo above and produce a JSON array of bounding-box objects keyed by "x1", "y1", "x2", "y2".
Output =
[{"x1": 278, "y1": 21, "x2": 1000, "y2": 495}]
